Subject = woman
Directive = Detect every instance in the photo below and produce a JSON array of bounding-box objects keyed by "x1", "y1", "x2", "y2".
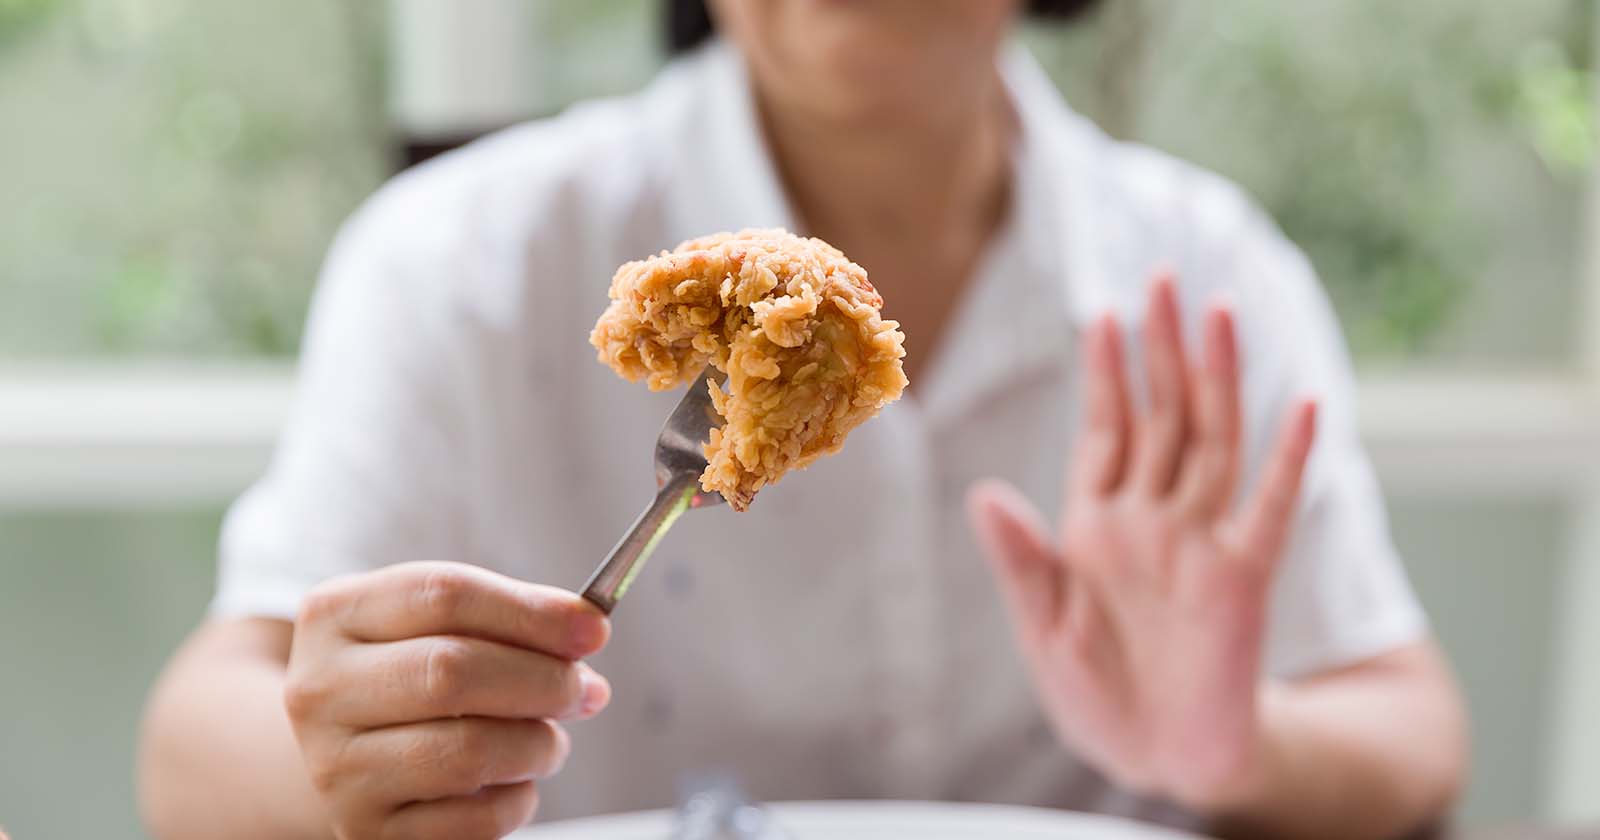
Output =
[{"x1": 139, "y1": 2, "x2": 1466, "y2": 838}]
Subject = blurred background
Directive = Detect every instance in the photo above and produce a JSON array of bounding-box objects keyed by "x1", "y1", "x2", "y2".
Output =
[{"x1": 1, "y1": 0, "x2": 1597, "y2": 837}]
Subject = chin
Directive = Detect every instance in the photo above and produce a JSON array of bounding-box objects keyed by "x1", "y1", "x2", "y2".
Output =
[{"x1": 738, "y1": 0, "x2": 1011, "y2": 123}]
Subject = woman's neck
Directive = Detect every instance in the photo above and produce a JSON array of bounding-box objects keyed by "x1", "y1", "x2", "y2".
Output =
[
  {"x1": 749, "y1": 68, "x2": 1015, "y2": 383},
  {"x1": 754, "y1": 72, "x2": 1014, "y2": 250}
]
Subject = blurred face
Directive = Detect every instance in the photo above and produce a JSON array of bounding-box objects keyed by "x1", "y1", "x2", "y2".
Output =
[{"x1": 708, "y1": 0, "x2": 1024, "y2": 125}]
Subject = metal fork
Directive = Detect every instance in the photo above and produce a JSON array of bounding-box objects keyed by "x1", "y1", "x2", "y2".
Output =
[{"x1": 581, "y1": 365, "x2": 727, "y2": 614}]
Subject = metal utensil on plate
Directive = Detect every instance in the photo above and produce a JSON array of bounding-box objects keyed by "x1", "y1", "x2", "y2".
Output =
[
  {"x1": 670, "y1": 775, "x2": 791, "y2": 840},
  {"x1": 580, "y1": 365, "x2": 727, "y2": 614}
]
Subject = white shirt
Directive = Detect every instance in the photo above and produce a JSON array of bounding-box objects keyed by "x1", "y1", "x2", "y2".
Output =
[{"x1": 213, "y1": 42, "x2": 1425, "y2": 827}]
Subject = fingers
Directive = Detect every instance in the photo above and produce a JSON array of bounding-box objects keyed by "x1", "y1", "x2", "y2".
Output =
[
  {"x1": 1067, "y1": 315, "x2": 1134, "y2": 500},
  {"x1": 1235, "y1": 399, "x2": 1318, "y2": 566},
  {"x1": 311, "y1": 718, "x2": 560, "y2": 840},
  {"x1": 313, "y1": 635, "x2": 609, "y2": 727},
  {"x1": 344, "y1": 717, "x2": 570, "y2": 803},
  {"x1": 1175, "y1": 302, "x2": 1244, "y2": 518},
  {"x1": 1128, "y1": 274, "x2": 1192, "y2": 496},
  {"x1": 305, "y1": 562, "x2": 609, "y2": 660},
  {"x1": 967, "y1": 480, "x2": 1065, "y2": 638},
  {"x1": 386, "y1": 780, "x2": 541, "y2": 840},
  {"x1": 286, "y1": 564, "x2": 602, "y2": 840}
]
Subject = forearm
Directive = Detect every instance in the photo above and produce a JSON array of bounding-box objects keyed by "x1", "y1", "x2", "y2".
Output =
[
  {"x1": 1205, "y1": 641, "x2": 1467, "y2": 840},
  {"x1": 138, "y1": 619, "x2": 332, "y2": 840}
]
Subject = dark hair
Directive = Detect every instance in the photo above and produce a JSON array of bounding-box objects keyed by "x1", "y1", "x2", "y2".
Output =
[{"x1": 665, "y1": 0, "x2": 1104, "y2": 54}]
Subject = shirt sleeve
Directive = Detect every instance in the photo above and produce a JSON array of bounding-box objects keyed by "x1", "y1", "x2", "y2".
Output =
[
  {"x1": 210, "y1": 196, "x2": 478, "y2": 620},
  {"x1": 1227, "y1": 210, "x2": 1429, "y2": 679}
]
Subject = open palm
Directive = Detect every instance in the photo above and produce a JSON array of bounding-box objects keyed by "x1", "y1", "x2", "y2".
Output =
[{"x1": 968, "y1": 276, "x2": 1318, "y2": 810}]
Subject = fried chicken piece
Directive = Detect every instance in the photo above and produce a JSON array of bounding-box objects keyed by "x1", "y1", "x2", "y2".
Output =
[{"x1": 590, "y1": 228, "x2": 908, "y2": 510}]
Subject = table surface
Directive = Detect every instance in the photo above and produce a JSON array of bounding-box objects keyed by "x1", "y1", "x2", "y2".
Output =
[{"x1": 517, "y1": 801, "x2": 1600, "y2": 840}]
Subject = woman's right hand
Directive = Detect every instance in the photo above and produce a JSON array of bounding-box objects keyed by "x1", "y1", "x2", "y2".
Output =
[{"x1": 284, "y1": 561, "x2": 612, "y2": 840}]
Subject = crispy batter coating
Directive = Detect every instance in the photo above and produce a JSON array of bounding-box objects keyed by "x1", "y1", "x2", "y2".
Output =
[{"x1": 590, "y1": 229, "x2": 907, "y2": 510}]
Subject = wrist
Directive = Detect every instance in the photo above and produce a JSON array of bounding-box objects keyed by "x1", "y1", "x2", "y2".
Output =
[{"x1": 1166, "y1": 681, "x2": 1284, "y2": 818}]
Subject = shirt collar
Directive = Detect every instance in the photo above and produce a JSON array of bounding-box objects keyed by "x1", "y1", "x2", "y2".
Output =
[
  {"x1": 912, "y1": 44, "x2": 1107, "y2": 426},
  {"x1": 656, "y1": 39, "x2": 1107, "y2": 427},
  {"x1": 998, "y1": 41, "x2": 1109, "y2": 328}
]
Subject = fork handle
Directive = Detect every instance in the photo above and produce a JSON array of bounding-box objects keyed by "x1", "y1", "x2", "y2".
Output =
[{"x1": 581, "y1": 472, "x2": 700, "y2": 614}]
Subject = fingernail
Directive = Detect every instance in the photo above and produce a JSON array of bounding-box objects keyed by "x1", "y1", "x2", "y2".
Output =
[{"x1": 578, "y1": 668, "x2": 611, "y2": 717}]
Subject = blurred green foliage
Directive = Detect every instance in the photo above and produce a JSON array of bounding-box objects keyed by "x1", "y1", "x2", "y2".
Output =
[
  {"x1": 530, "y1": 0, "x2": 660, "y2": 113},
  {"x1": 0, "y1": 0, "x2": 387, "y2": 357},
  {"x1": 1025, "y1": 0, "x2": 1595, "y2": 361},
  {"x1": 0, "y1": 0, "x2": 1593, "y2": 362},
  {"x1": 0, "y1": 0, "x2": 56, "y2": 43},
  {"x1": 1518, "y1": 43, "x2": 1598, "y2": 175}
]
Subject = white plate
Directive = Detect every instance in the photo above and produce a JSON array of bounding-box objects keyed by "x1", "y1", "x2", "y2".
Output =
[{"x1": 518, "y1": 800, "x2": 1206, "y2": 840}]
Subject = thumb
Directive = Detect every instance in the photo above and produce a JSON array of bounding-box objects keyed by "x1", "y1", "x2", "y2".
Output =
[{"x1": 966, "y1": 479, "x2": 1065, "y2": 636}]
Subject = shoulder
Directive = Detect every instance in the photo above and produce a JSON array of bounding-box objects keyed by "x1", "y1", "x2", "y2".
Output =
[
  {"x1": 334, "y1": 100, "x2": 654, "y2": 282},
  {"x1": 322, "y1": 56, "x2": 711, "y2": 329},
  {"x1": 1049, "y1": 116, "x2": 1352, "y2": 395},
  {"x1": 1047, "y1": 115, "x2": 1336, "y2": 346},
  {"x1": 1069, "y1": 119, "x2": 1303, "y2": 298}
]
